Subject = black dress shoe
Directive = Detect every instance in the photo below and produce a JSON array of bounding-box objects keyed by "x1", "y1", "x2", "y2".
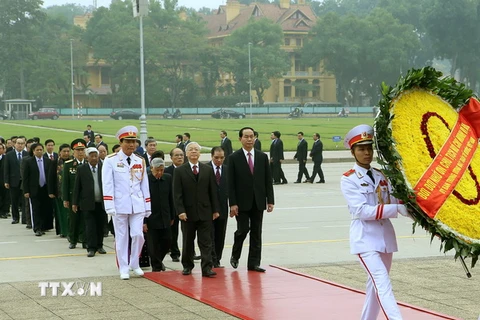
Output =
[
  {"x1": 213, "y1": 262, "x2": 224, "y2": 268},
  {"x1": 182, "y1": 268, "x2": 192, "y2": 275},
  {"x1": 152, "y1": 268, "x2": 161, "y2": 272},
  {"x1": 69, "y1": 243, "x2": 76, "y2": 249},
  {"x1": 26, "y1": 225, "x2": 32, "y2": 229},
  {"x1": 281, "y1": 181, "x2": 288, "y2": 184},
  {"x1": 11, "y1": 220, "x2": 18, "y2": 224},
  {"x1": 202, "y1": 270, "x2": 217, "y2": 278},
  {"x1": 171, "y1": 257, "x2": 180, "y2": 262},
  {"x1": 193, "y1": 255, "x2": 201, "y2": 260},
  {"x1": 87, "y1": 250, "x2": 95, "y2": 257},
  {"x1": 97, "y1": 248, "x2": 107, "y2": 254},
  {"x1": 161, "y1": 263, "x2": 166, "y2": 271},
  {"x1": 35, "y1": 231, "x2": 42, "y2": 236},
  {"x1": 230, "y1": 257, "x2": 239, "y2": 269},
  {"x1": 248, "y1": 266, "x2": 266, "y2": 272},
  {"x1": 294, "y1": 181, "x2": 301, "y2": 184},
  {"x1": 41, "y1": 231, "x2": 46, "y2": 235}
]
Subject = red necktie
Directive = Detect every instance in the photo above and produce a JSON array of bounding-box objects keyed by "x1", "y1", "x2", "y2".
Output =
[
  {"x1": 193, "y1": 165, "x2": 198, "y2": 175},
  {"x1": 215, "y1": 166, "x2": 221, "y2": 185},
  {"x1": 248, "y1": 152, "x2": 254, "y2": 174},
  {"x1": 50, "y1": 155, "x2": 54, "y2": 160}
]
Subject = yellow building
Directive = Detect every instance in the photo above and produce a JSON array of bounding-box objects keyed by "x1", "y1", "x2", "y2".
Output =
[
  {"x1": 73, "y1": 14, "x2": 112, "y2": 109},
  {"x1": 202, "y1": 0, "x2": 337, "y2": 103}
]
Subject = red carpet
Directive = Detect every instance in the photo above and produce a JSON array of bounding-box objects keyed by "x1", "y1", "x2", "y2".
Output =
[{"x1": 144, "y1": 265, "x2": 459, "y2": 320}]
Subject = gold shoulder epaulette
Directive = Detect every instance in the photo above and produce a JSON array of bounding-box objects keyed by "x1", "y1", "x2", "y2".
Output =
[
  {"x1": 343, "y1": 169, "x2": 355, "y2": 176},
  {"x1": 65, "y1": 159, "x2": 74, "y2": 163},
  {"x1": 107, "y1": 153, "x2": 117, "y2": 158}
]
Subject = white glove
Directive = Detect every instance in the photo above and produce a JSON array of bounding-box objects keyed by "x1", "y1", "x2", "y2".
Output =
[
  {"x1": 397, "y1": 205, "x2": 409, "y2": 217},
  {"x1": 106, "y1": 208, "x2": 116, "y2": 216},
  {"x1": 145, "y1": 210, "x2": 152, "y2": 218}
]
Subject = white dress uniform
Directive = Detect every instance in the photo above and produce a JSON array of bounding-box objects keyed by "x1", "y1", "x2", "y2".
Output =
[
  {"x1": 340, "y1": 124, "x2": 403, "y2": 320},
  {"x1": 102, "y1": 126, "x2": 151, "y2": 279}
]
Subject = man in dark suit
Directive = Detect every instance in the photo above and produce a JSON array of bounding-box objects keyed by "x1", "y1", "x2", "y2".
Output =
[
  {"x1": 182, "y1": 133, "x2": 191, "y2": 163},
  {"x1": 308, "y1": 133, "x2": 325, "y2": 183},
  {"x1": 165, "y1": 147, "x2": 184, "y2": 262},
  {"x1": 229, "y1": 127, "x2": 274, "y2": 272},
  {"x1": 220, "y1": 130, "x2": 233, "y2": 164},
  {"x1": 173, "y1": 142, "x2": 220, "y2": 277},
  {"x1": 142, "y1": 138, "x2": 157, "y2": 167},
  {"x1": 84, "y1": 135, "x2": 95, "y2": 148},
  {"x1": 94, "y1": 134, "x2": 108, "y2": 151},
  {"x1": 294, "y1": 131, "x2": 310, "y2": 183},
  {"x1": 72, "y1": 147, "x2": 106, "y2": 257},
  {"x1": 23, "y1": 143, "x2": 51, "y2": 236},
  {"x1": 4, "y1": 137, "x2": 28, "y2": 224},
  {"x1": 0, "y1": 143, "x2": 10, "y2": 219},
  {"x1": 254, "y1": 131, "x2": 261, "y2": 151},
  {"x1": 175, "y1": 134, "x2": 184, "y2": 152},
  {"x1": 43, "y1": 139, "x2": 58, "y2": 162},
  {"x1": 207, "y1": 147, "x2": 228, "y2": 268},
  {"x1": 269, "y1": 131, "x2": 287, "y2": 184},
  {"x1": 83, "y1": 125, "x2": 95, "y2": 142},
  {"x1": 145, "y1": 158, "x2": 175, "y2": 271}
]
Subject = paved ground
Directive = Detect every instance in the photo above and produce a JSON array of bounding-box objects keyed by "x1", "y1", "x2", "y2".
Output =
[{"x1": 0, "y1": 159, "x2": 479, "y2": 319}]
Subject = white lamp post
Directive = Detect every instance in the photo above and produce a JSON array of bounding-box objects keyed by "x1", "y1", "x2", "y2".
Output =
[
  {"x1": 248, "y1": 42, "x2": 252, "y2": 118},
  {"x1": 70, "y1": 39, "x2": 74, "y2": 119},
  {"x1": 133, "y1": 0, "x2": 148, "y2": 144}
]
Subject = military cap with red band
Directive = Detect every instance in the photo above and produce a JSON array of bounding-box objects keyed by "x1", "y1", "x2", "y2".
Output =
[
  {"x1": 116, "y1": 125, "x2": 138, "y2": 140},
  {"x1": 70, "y1": 138, "x2": 86, "y2": 150},
  {"x1": 344, "y1": 124, "x2": 374, "y2": 149}
]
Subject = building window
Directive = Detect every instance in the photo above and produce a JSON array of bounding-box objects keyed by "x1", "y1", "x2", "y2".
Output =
[
  {"x1": 295, "y1": 79, "x2": 308, "y2": 97},
  {"x1": 284, "y1": 79, "x2": 292, "y2": 98},
  {"x1": 313, "y1": 79, "x2": 320, "y2": 98},
  {"x1": 294, "y1": 54, "x2": 306, "y2": 72},
  {"x1": 296, "y1": 38, "x2": 302, "y2": 47},
  {"x1": 101, "y1": 68, "x2": 111, "y2": 86},
  {"x1": 285, "y1": 38, "x2": 290, "y2": 46}
]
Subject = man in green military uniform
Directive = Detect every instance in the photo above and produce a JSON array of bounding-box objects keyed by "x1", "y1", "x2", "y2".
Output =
[{"x1": 62, "y1": 139, "x2": 86, "y2": 249}]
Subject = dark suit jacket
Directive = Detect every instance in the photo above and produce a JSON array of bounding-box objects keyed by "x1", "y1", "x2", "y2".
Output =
[
  {"x1": 83, "y1": 130, "x2": 95, "y2": 141},
  {"x1": 146, "y1": 172, "x2": 175, "y2": 229},
  {"x1": 142, "y1": 153, "x2": 155, "y2": 168},
  {"x1": 310, "y1": 139, "x2": 323, "y2": 163},
  {"x1": 164, "y1": 165, "x2": 175, "y2": 177},
  {"x1": 22, "y1": 156, "x2": 49, "y2": 197},
  {"x1": 0, "y1": 156, "x2": 5, "y2": 186},
  {"x1": 43, "y1": 153, "x2": 58, "y2": 162},
  {"x1": 72, "y1": 162, "x2": 104, "y2": 211},
  {"x1": 207, "y1": 162, "x2": 228, "y2": 219},
  {"x1": 254, "y1": 139, "x2": 262, "y2": 151},
  {"x1": 269, "y1": 139, "x2": 284, "y2": 163},
  {"x1": 294, "y1": 139, "x2": 308, "y2": 162},
  {"x1": 176, "y1": 142, "x2": 185, "y2": 152},
  {"x1": 173, "y1": 162, "x2": 219, "y2": 222},
  {"x1": 4, "y1": 150, "x2": 28, "y2": 188},
  {"x1": 228, "y1": 149, "x2": 274, "y2": 211},
  {"x1": 86, "y1": 141, "x2": 95, "y2": 148},
  {"x1": 96, "y1": 141, "x2": 108, "y2": 151},
  {"x1": 221, "y1": 137, "x2": 233, "y2": 157}
]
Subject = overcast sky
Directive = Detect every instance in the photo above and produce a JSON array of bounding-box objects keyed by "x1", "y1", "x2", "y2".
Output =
[{"x1": 42, "y1": 0, "x2": 226, "y2": 10}]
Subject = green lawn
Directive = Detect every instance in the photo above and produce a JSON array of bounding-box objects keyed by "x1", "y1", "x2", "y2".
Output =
[{"x1": 0, "y1": 117, "x2": 374, "y2": 152}]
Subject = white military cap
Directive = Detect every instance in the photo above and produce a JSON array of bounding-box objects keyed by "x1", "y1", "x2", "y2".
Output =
[
  {"x1": 116, "y1": 125, "x2": 138, "y2": 141},
  {"x1": 344, "y1": 124, "x2": 374, "y2": 149},
  {"x1": 85, "y1": 147, "x2": 99, "y2": 155}
]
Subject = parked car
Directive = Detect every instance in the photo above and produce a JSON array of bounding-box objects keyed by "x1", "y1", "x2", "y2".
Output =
[
  {"x1": 0, "y1": 112, "x2": 8, "y2": 120},
  {"x1": 110, "y1": 109, "x2": 141, "y2": 120},
  {"x1": 28, "y1": 108, "x2": 60, "y2": 120},
  {"x1": 211, "y1": 109, "x2": 246, "y2": 119}
]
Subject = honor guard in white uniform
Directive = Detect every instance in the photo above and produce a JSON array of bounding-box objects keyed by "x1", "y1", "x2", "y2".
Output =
[
  {"x1": 340, "y1": 124, "x2": 410, "y2": 320},
  {"x1": 102, "y1": 126, "x2": 151, "y2": 280}
]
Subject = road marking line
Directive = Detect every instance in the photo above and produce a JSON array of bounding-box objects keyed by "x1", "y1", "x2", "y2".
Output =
[
  {"x1": 0, "y1": 241, "x2": 17, "y2": 245},
  {"x1": 0, "y1": 235, "x2": 429, "y2": 261}
]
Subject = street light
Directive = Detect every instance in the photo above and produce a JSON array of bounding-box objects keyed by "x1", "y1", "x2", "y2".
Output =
[
  {"x1": 133, "y1": 0, "x2": 148, "y2": 144},
  {"x1": 70, "y1": 39, "x2": 74, "y2": 119},
  {"x1": 248, "y1": 42, "x2": 252, "y2": 118}
]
